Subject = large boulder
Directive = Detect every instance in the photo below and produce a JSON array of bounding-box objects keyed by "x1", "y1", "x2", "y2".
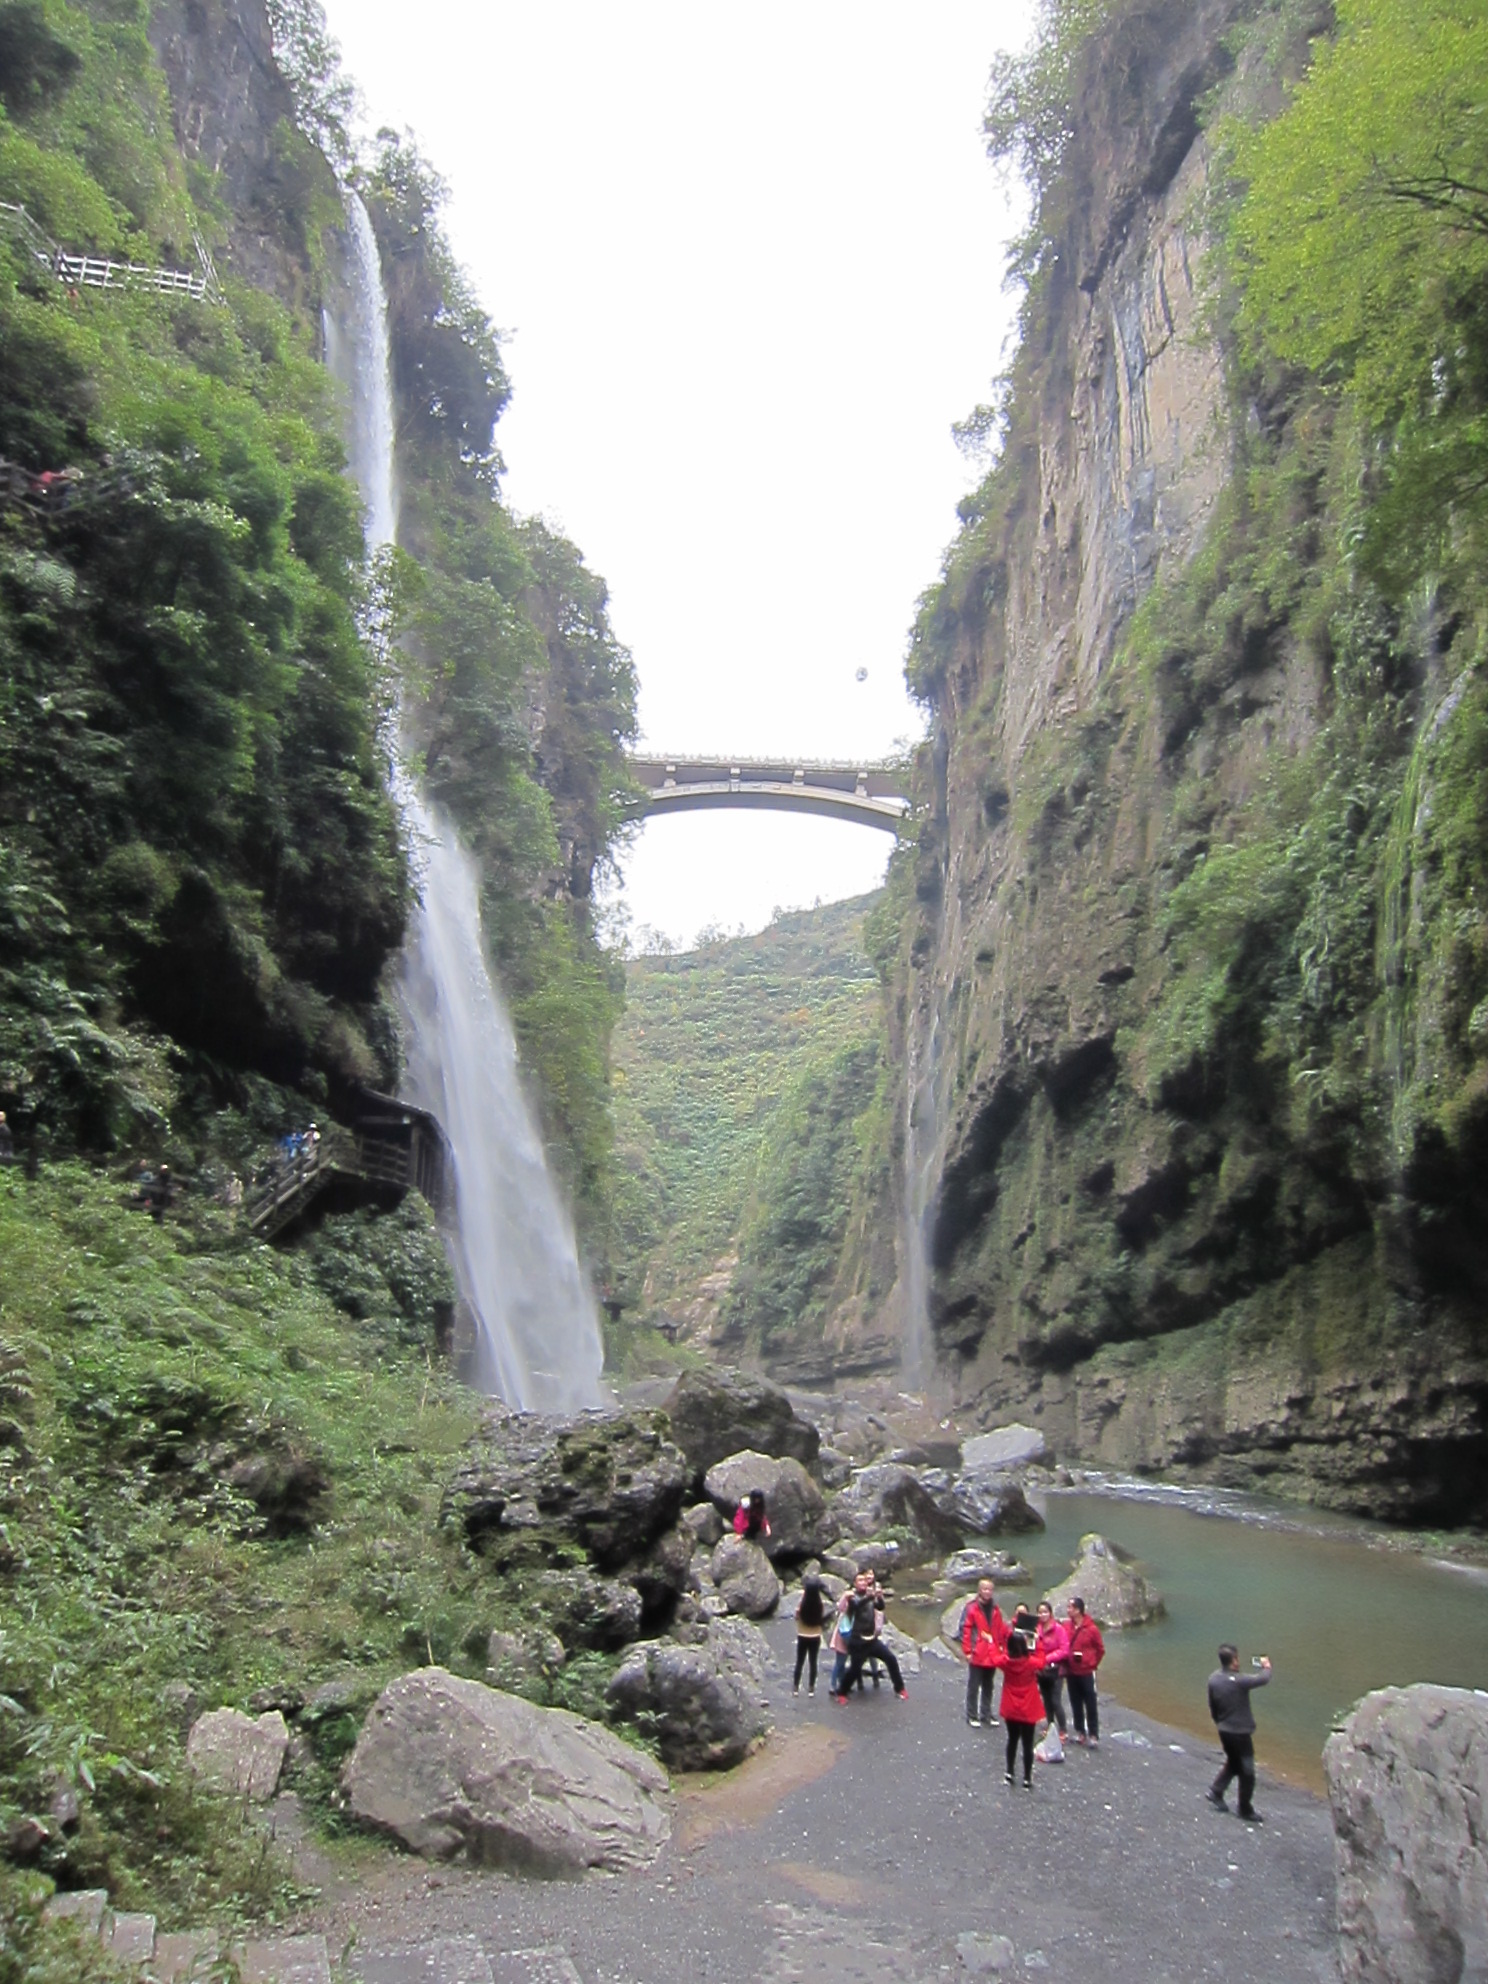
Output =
[
  {"x1": 442, "y1": 1409, "x2": 688, "y2": 1573},
  {"x1": 1043, "y1": 1533, "x2": 1162, "y2": 1627},
  {"x1": 942, "y1": 1548, "x2": 1031, "y2": 1586},
  {"x1": 629, "y1": 1521, "x2": 694, "y2": 1628},
  {"x1": 186, "y1": 1708, "x2": 288, "y2": 1802},
  {"x1": 702, "y1": 1450, "x2": 830, "y2": 1560},
  {"x1": 961, "y1": 1424, "x2": 1048, "y2": 1472},
  {"x1": 921, "y1": 1468, "x2": 1045, "y2": 1537},
  {"x1": 606, "y1": 1617, "x2": 774, "y2": 1770},
  {"x1": 663, "y1": 1368, "x2": 819, "y2": 1484},
  {"x1": 1326, "y1": 1684, "x2": 1488, "y2": 1984},
  {"x1": 528, "y1": 1568, "x2": 645, "y2": 1652},
  {"x1": 709, "y1": 1534, "x2": 781, "y2": 1618},
  {"x1": 343, "y1": 1667, "x2": 670, "y2": 1875},
  {"x1": 828, "y1": 1464, "x2": 964, "y2": 1563}
]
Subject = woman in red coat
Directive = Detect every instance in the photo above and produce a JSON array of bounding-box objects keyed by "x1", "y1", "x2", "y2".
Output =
[{"x1": 993, "y1": 1630, "x2": 1047, "y2": 1787}]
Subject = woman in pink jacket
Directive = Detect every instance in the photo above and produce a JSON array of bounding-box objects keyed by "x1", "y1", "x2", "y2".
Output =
[{"x1": 1034, "y1": 1599, "x2": 1069, "y2": 1736}]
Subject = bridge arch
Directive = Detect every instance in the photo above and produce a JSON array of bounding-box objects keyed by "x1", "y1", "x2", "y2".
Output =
[{"x1": 625, "y1": 755, "x2": 910, "y2": 834}]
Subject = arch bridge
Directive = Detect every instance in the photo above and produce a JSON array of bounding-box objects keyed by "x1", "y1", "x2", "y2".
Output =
[{"x1": 626, "y1": 754, "x2": 910, "y2": 832}]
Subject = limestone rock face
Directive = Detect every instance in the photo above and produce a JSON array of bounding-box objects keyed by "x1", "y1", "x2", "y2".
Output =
[
  {"x1": 682, "y1": 1501, "x2": 724, "y2": 1547},
  {"x1": 1043, "y1": 1534, "x2": 1162, "y2": 1628},
  {"x1": 942, "y1": 1548, "x2": 1030, "y2": 1586},
  {"x1": 702, "y1": 1450, "x2": 830, "y2": 1560},
  {"x1": 709, "y1": 1535, "x2": 781, "y2": 1618},
  {"x1": 443, "y1": 1409, "x2": 688, "y2": 1574},
  {"x1": 186, "y1": 1708, "x2": 289, "y2": 1802},
  {"x1": 663, "y1": 1367, "x2": 819, "y2": 1483},
  {"x1": 343, "y1": 1667, "x2": 670, "y2": 1874},
  {"x1": 607, "y1": 1618, "x2": 774, "y2": 1770},
  {"x1": 922, "y1": 1469, "x2": 1045, "y2": 1538},
  {"x1": 1326, "y1": 1684, "x2": 1488, "y2": 1984}
]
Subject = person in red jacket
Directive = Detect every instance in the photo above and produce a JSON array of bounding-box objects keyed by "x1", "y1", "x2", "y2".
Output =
[
  {"x1": 1064, "y1": 1597, "x2": 1106, "y2": 1746},
  {"x1": 993, "y1": 1630, "x2": 1047, "y2": 1787},
  {"x1": 961, "y1": 1578, "x2": 1008, "y2": 1727}
]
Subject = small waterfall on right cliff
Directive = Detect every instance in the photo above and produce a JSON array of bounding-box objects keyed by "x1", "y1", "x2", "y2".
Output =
[
  {"x1": 901, "y1": 1006, "x2": 939, "y2": 1387},
  {"x1": 329, "y1": 190, "x2": 604, "y2": 1415}
]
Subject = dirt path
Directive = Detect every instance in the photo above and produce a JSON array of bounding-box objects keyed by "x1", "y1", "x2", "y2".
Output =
[{"x1": 291, "y1": 1613, "x2": 1338, "y2": 1983}]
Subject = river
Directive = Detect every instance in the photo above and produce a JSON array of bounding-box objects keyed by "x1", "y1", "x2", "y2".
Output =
[{"x1": 896, "y1": 1489, "x2": 1488, "y2": 1794}]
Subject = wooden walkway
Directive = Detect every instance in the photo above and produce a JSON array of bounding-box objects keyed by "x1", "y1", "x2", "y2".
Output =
[
  {"x1": 0, "y1": 201, "x2": 221, "y2": 303},
  {"x1": 246, "y1": 1098, "x2": 448, "y2": 1241}
]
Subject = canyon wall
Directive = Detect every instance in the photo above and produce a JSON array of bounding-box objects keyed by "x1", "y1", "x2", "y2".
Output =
[{"x1": 896, "y1": 0, "x2": 1488, "y2": 1521}]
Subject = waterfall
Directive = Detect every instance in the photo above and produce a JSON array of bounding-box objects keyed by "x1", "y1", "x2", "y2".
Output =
[
  {"x1": 330, "y1": 190, "x2": 604, "y2": 1414},
  {"x1": 901, "y1": 1006, "x2": 938, "y2": 1387}
]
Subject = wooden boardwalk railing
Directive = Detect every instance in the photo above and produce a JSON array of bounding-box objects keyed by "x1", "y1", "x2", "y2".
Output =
[{"x1": 0, "y1": 202, "x2": 221, "y2": 303}]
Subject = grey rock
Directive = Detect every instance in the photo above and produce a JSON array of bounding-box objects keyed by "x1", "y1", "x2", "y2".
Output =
[
  {"x1": 160, "y1": 1678, "x2": 199, "y2": 1736},
  {"x1": 607, "y1": 1620, "x2": 773, "y2": 1770},
  {"x1": 343, "y1": 1666, "x2": 670, "y2": 1874},
  {"x1": 485, "y1": 1627, "x2": 566, "y2": 1691},
  {"x1": 689, "y1": 1548, "x2": 715, "y2": 1591},
  {"x1": 662, "y1": 1367, "x2": 819, "y2": 1483},
  {"x1": 709, "y1": 1534, "x2": 781, "y2": 1618},
  {"x1": 961, "y1": 1424, "x2": 1049, "y2": 1472},
  {"x1": 186, "y1": 1707, "x2": 289, "y2": 1801},
  {"x1": 107, "y1": 1911, "x2": 157, "y2": 1965},
  {"x1": 150, "y1": 1929, "x2": 220, "y2": 1982},
  {"x1": 942, "y1": 1548, "x2": 1030, "y2": 1585},
  {"x1": 48, "y1": 1778, "x2": 81, "y2": 1832},
  {"x1": 815, "y1": 1445, "x2": 854, "y2": 1490},
  {"x1": 682, "y1": 1501, "x2": 723, "y2": 1547},
  {"x1": 443, "y1": 1409, "x2": 688, "y2": 1572},
  {"x1": 699, "y1": 1591, "x2": 730, "y2": 1618},
  {"x1": 303, "y1": 1675, "x2": 363, "y2": 1721},
  {"x1": 829, "y1": 1537, "x2": 904, "y2": 1580},
  {"x1": 702, "y1": 1449, "x2": 830, "y2": 1559},
  {"x1": 630, "y1": 1520, "x2": 695, "y2": 1625},
  {"x1": 5, "y1": 1816, "x2": 48, "y2": 1861},
  {"x1": 1325, "y1": 1683, "x2": 1488, "y2": 1984},
  {"x1": 876, "y1": 1619, "x2": 921, "y2": 1677},
  {"x1": 248, "y1": 1682, "x2": 305, "y2": 1717},
  {"x1": 922, "y1": 1468, "x2": 1045, "y2": 1537},
  {"x1": 1044, "y1": 1533, "x2": 1162, "y2": 1627},
  {"x1": 43, "y1": 1888, "x2": 109, "y2": 1933},
  {"x1": 530, "y1": 1568, "x2": 646, "y2": 1652},
  {"x1": 829, "y1": 1463, "x2": 963, "y2": 1560},
  {"x1": 233, "y1": 1934, "x2": 332, "y2": 1983},
  {"x1": 957, "y1": 1931, "x2": 1016, "y2": 1974},
  {"x1": 822, "y1": 1550, "x2": 862, "y2": 1581}
]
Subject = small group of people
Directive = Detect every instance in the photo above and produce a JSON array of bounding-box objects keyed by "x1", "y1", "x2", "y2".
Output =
[
  {"x1": 960, "y1": 1579, "x2": 1105, "y2": 1786},
  {"x1": 790, "y1": 1568, "x2": 908, "y2": 1702}
]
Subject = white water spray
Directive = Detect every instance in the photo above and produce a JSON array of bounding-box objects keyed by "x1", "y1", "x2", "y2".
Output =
[{"x1": 330, "y1": 190, "x2": 603, "y2": 1413}]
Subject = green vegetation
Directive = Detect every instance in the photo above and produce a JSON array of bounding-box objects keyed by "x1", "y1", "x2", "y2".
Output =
[{"x1": 608, "y1": 900, "x2": 891, "y2": 1370}]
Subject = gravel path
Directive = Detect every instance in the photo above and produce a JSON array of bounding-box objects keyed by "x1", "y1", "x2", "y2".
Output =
[{"x1": 296, "y1": 1616, "x2": 1338, "y2": 1983}]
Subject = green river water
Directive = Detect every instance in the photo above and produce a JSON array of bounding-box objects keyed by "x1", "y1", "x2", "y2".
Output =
[{"x1": 892, "y1": 1490, "x2": 1488, "y2": 1795}]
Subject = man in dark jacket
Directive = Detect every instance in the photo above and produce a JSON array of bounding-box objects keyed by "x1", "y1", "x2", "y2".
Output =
[
  {"x1": 833, "y1": 1571, "x2": 907, "y2": 1702},
  {"x1": 1207, "y1": 1644, "x2": 1271, "y2": 1822}
]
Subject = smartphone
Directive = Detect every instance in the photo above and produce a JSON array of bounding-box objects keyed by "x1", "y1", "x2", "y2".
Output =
[{"x1": 1251, "y1": 1656, "x2": 1266, "y2": 1668}]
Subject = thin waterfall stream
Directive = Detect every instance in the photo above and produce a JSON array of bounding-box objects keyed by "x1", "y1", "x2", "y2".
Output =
[{"x1": 328, "y1": 190, "x2": 604, "y2": 1414}]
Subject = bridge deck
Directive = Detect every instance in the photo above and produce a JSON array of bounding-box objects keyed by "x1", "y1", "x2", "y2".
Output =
[{"x1": 626, "y1": 754, "x2": 910, "y2": 831}]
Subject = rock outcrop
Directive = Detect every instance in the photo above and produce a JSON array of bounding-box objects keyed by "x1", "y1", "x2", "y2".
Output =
[
  {"x1": 185, "y1": 1708, "x2": 289, "y2": 1802},
  {"x1": 1043, "y1": 1534, "x2": 1162, "y2": 1628},
  {"x1": 709, "y1": 1535, "x2": 781, "y2": 1619},
  {"x1": 662, "y1": 1368, "x2": 819, "y2": 1484},
  {"x1": 828, "y1": 1463, "x2": 965, "y2": 1564},
  {"x1": 343, "y1": 1667, "x2": 670, "y2": 1874},
  {"x1": 606, "y1": 1618, "x2": 774, "y2": 1770},
  {"x1": 702, "y1": 1449, "x2": 830, "y2": 1560},
  {"x1": 1325, "y1": 1684, "x2": 1488, "y2": 1984}
]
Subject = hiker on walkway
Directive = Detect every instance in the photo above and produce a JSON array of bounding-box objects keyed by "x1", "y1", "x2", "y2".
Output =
[
  {"x1": 833, "y1": 1570, "x2": 907, "y2": 1702},
  {"x1": 793, "y1": 1574, "x2": 826, "y2": 1695},
  {"x1": 994, "y1": 1629, "x2": 1047, "y2": 1788},
  {"x1": 1034, "y1": 1599, "x2": 1069, "y2": 1736},
  {"x1": 962, "y1": 1577, "x2": 1007, "y2": 1727},
  {"x1": 0, "y1": 1111, "x2": 13, "y2": 1166},
  {"x1": 1064, "y1": 1597, "x2": 1105, "y2": 1746},
  {"x1": 733, "y1": 1488, "x2": 770, "y2": 1541},
  {"x1": 1206, "y1": 1644, "x2": 1271, "y2": 1823},
  {"x1": 141, "y1": 1163, "x2": 172, "y2": 1220}
]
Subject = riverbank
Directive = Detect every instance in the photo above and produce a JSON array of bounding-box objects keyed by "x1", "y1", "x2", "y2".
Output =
[{"x1": 290, "y1": 1612, "x2": 1337, "y2": 1983}]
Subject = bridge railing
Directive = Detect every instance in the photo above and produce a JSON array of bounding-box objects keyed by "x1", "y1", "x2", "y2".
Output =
[{"x1": 0, "y1": 203, "x2": 221, "y2": 304}]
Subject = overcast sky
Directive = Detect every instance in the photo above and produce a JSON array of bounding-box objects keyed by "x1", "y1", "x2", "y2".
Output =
[{"x1": 321, "y1": 2, "x2": 1031, "y2": 948}]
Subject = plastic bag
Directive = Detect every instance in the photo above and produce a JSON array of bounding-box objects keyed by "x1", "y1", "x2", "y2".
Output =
[{"x1": 1035, "y1": 1723, "x2": 1065, "y2": 1764}]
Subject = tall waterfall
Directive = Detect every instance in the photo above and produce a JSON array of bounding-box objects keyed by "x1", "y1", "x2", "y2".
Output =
[{"x1": 330, "y1": 190, "x2": 604, "y2": 1414}]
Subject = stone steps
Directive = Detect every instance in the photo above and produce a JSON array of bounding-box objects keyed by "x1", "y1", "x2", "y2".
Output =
[{"x1": 42, "y1": 1892, "x2": 582, "y2": 1984}]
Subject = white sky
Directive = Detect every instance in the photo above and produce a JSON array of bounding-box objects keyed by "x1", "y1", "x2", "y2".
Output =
[{"x1": 322, "y1": 2, "x2": 1031, "y2": 949}]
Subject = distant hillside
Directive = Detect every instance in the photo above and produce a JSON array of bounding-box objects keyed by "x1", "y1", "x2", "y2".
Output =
[{"x1": 609, "y1": 896, "x2": 898, "y2": 1379}]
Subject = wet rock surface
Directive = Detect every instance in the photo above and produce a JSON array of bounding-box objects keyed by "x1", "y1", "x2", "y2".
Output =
[
  {"x1": 1326, "y1": 1683, "x2": 1488, "y2": 1984},
  {"x1": 703, "y1": 1449, "x2": 830, "y2": 1560},
  {"x1": 828, "y1": 1463, "x2": 964, "y2": 1563},
  {"x1": 342, "y1": 1667, "x2": 670, "y2": 1875}
]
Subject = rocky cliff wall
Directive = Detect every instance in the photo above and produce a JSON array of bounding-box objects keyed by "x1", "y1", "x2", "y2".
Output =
[{"x1": 902, "y1": 0, "x2": 1488, "y2": 1522}]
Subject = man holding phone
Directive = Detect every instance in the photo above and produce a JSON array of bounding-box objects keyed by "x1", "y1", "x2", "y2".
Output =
[{"x1": 1206, "y1": 1644, "x2": 1271, "y2": 1822}]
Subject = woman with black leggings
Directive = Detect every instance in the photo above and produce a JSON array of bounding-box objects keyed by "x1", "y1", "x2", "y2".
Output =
[
  {"x1": 793, "y1": 1576, "x2": 826, "y2": 1694},
  {"x1": 995, "y1": 1631, "x2": 1047, "y2": 1788}
]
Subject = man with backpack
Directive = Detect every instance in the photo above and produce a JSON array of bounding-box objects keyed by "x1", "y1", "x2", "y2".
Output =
[
  {"x1": 832, "y1": 1570, "x2": 907, "y2": 1702},
  {"x1": 962, "y1": 1577, "x2": 1007, "y2": 1726}
]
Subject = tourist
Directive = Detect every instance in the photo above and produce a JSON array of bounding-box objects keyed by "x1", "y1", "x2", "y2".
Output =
[
  {"x1": 833, "y1": 1569, "x2": 907, "y2": 1701},
  {"x1": 1064, "y1": 1597, "x2": 1105, "y2": 1746},
  {"x1": 793, "y1": 1575, "x2": 826, "y2": 1695},
  {"x1": 1034, "y1": 1599, "x2": 1069, "y2": 1736},
  {"x1": 994, "y1": 1629, "x2": 1047, "y2": 1788},
  {"x1": 0, "y1": 1111, "x2": 12, "y2": 1166},
  {"x1": 733, "y1": 1488, "x2": 770, "y2": 1541},
  {"x1": 961, "y1": 1577, "x2": 1007, "y2": 1727},
  {"x1": 828, "y1": 1588, "x2": 853, "y2": 1695},
  {"x1": 1206, "y1": 1644, "x2": 1271, "y2": 1823}
]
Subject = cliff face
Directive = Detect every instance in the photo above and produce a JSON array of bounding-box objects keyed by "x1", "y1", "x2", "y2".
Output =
[{"x1": 904, "y1": 0, "x2": 1488, "y2": 1522}]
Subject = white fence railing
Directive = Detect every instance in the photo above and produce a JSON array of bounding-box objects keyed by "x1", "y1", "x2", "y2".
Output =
[{"x1": 0, "y1": 202, "x2": 221, "y2": 304}]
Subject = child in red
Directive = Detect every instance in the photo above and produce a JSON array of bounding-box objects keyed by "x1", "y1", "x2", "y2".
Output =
[{"x1": 993, "y1": 1630, "x2": 1047, "y2": 1787}]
